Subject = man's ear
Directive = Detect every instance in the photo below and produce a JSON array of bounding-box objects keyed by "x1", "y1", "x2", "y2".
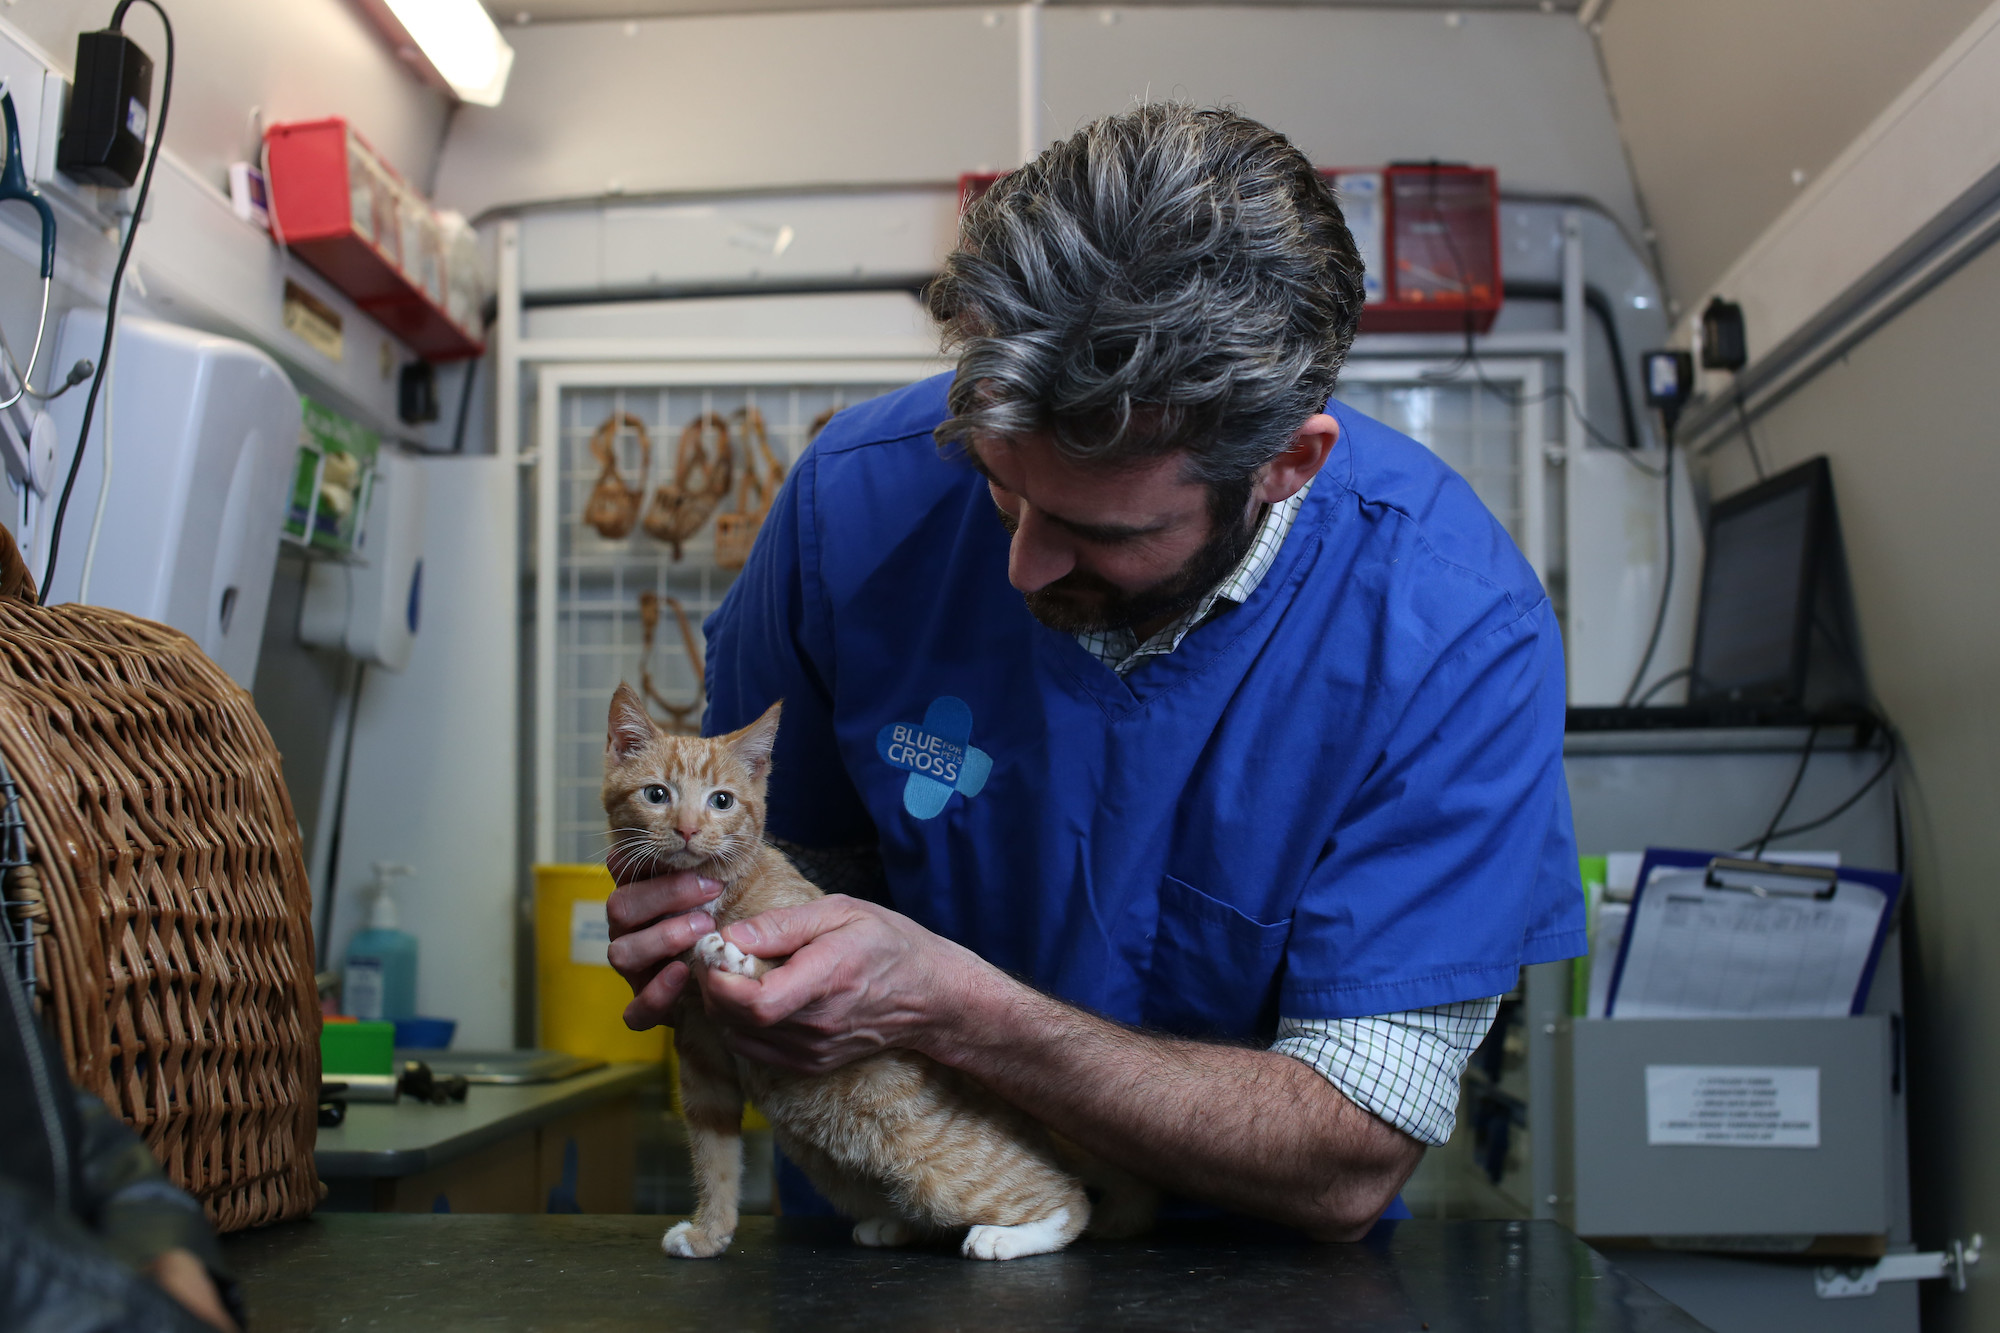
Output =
[
  {"x1": 1256, "y1": 412, "x2": 1339, "y2": 505},
  {"x1": 726, "y1": 701, "x2": 783, "y2": 780},
  {"x1": 608, "y1": 683, "x2": 655, "y2": 760}
]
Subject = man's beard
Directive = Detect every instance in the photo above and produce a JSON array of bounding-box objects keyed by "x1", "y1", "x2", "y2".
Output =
[{"x1": 1016, "y1": 493, "x2": 1261, "y2": 635}]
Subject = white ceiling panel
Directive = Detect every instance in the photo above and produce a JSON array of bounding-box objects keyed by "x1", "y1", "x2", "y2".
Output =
[{"x1": 488, "y1": 0, "x2": 1574, "y2": 23}]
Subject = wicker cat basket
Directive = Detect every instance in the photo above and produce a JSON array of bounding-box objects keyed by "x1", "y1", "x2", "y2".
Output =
[{"x1": 0, "y1": 529, "x2": 320, "y2": 1230}]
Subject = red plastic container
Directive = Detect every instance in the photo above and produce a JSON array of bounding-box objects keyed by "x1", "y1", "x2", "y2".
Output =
[
  {"x1": 957, "y1": 172, "x2": 1004, "y2": 212},
  {"x1": 1372, "y1": 165, "x2": 1501, "y2": 334},
  {"x1": 263, "y1": 118, "x2": 483, "y2": 361}
]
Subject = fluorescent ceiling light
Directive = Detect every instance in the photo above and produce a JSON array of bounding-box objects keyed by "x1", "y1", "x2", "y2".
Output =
[{"x1": 371, "y1": 0, "x2": 516, "y2": 107}]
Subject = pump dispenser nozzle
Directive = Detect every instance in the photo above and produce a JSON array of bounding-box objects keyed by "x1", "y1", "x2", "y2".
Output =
[{"x1": 366, "y1": 862, "x2": 414, "y2": 930}]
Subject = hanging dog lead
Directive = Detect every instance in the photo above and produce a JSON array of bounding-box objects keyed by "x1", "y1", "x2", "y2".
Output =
[
  {"x1": 637, "y1": 589, "x2": 704, "y2": 734},
  {"x1": 643, "y1": 411, "x2": 733, "y2": 559},
  {"x1": 581, "y1": 412, "x2": 650, "y2": 541},
  {"x1": 714, "y1": 405, "x2": 786, "y2": 572}
]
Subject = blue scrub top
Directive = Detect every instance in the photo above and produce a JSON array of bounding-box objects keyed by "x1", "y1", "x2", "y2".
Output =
[{"x1": 704, "y1": 373, "x2": 1585, "y2": 1217}]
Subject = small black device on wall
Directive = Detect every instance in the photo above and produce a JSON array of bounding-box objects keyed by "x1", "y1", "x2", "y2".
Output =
[
  {"x1": 399, "y1": 361, "x2": 439, "y2": 425},
  {"x1": 1641, "y1": 349, "x2": 1694, "y2": 432},
  {"x1": 58, "y1": 27, "x2": 154, "y2": 188},
  {"x1": 1700, "y1": 296, "x2": 1748, "y2": 372}
]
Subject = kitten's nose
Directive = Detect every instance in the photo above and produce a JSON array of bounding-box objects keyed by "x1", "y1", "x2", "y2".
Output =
[{"x1": 676, "y1": 826, "x2": 700, "y2": 842}]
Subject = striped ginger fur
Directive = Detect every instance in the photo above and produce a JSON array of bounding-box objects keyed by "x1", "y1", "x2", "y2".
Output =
[{"x1": 603, "y1": 684, "x2": 1148, "y2": 1260}]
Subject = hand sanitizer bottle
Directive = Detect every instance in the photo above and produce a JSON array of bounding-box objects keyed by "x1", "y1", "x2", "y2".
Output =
[{"x1": 343, "y1": 863, "x2": 417, "y2": 1021}]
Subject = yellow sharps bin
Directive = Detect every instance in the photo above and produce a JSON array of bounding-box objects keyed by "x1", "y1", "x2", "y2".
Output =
[{"x1": 535, "y1": 864, "x2": 669, "y2": 1064}]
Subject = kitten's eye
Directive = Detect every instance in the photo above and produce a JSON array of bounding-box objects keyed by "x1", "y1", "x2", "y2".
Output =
[
  {"x1": 708, "y1": 791, "x2": 735, "y2": 811},
  {"x1": 641, "y1": 784, "x2": 669, "y2": 805}
]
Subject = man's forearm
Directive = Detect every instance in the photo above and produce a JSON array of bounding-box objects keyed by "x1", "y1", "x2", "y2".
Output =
[{"x1": 916, "y1": 959, "x2": 1422, "y2": 1239}]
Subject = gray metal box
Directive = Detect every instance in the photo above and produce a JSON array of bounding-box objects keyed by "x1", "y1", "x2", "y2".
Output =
[{"x1": 1572, "y1": 1016, "x2": 1893, "y2": 1237}]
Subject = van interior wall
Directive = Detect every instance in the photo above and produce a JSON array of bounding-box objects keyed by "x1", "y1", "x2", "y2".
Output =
[
  {"x1": 7, "y1": 0, "x2": 448, "y2": 194},
  {"x1": 0, "y1": 0, "x2": 449, "y2": 442},
  {"x1": 1597, "y1": 6, "x2": 2000, "y2": 1323},
  {"x1": 1695, "y1": 238, "x2": 2000, "y2": 1333},
  {"x1": 437, "y1": 5, "x2": 1641, "y2": 234},
  {"x1": 1594, "y1": 0, "x2": 1994, "y2": 309},
  {"x1": 0, "y1": 2, "x2": 460, "y2": 1000}
]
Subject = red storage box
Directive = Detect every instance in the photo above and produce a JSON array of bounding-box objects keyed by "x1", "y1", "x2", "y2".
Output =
[
  {"x1": 263, "y1": 118, "x2": 483, "y2": 361},
  {"x1": 1327, "y1": 165, "x2": 1502, "y2": 335}
]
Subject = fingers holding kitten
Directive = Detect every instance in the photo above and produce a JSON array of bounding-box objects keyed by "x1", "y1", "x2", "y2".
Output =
[
  {"x1": 622, "y1": 959, "x2": 692, "y2": 1032},
  {"x1": 606, "y1": 909, "x2": 716, "y2": 982},
  {"x1": 606, "y1": 871, "x2": 723, "y2": 933},
  {"x1": 606, "y1": 902, "x2": 721, "y2": 1032}
]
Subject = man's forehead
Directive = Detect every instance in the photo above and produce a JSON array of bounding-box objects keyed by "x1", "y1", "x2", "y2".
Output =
[{"x1": 972, "y1": 432, "x2": 1197, "y2": 491}]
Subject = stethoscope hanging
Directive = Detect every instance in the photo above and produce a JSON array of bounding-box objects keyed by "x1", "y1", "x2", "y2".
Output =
[{"x1": 0, "y1": 82, "x2": 56, "y2": 412}]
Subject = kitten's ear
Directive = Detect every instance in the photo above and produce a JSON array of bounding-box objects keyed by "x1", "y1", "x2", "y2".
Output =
[
  {"x1": 725, "y1": 700, "x2": 783, "y2": 780},
  {"x1": 607, "y1": 683, "x2": 655, "y2": 761}
]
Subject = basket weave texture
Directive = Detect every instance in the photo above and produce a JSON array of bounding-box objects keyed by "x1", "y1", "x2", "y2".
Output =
[{"x1": 0, "y1": 530, "x2": 320, "y2": 1231}]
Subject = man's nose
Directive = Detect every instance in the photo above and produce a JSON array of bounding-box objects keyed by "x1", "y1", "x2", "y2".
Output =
[{"x1": 1006, "y1": 507, "x2": 1075, "y2": 593}]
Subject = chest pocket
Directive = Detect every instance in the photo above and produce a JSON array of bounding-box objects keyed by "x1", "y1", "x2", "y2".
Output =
[{"x1": 1142, "y1": 875, "x2": 1292, "y2": 1039}]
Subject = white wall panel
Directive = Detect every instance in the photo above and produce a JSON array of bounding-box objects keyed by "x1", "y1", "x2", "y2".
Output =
[
  {"x1": 323, "y1": 455, "x2": 520, "y2": 1049},
  {"x1": 516, "y1": 189, "x2": 958, "y2": 299},
  {"x1": 1678, "y1": 0, "x2": 2000, "y2": 381},
  {"x1": 1041, "y1": 7, "x2": 1641, "y2": 235},
  {"x1": 1597, "y1": 0, "x2": 1993, "y2": 307},
  {"x1": 1699, "y1": 236, "x2": 2000, "y2": 1333},
  {"x1": 438, "y1": 6, "x2": 1639, "y2": 235},
  {"x1": 435, "y1": 9, "x2": 1020, "y2": 218}
]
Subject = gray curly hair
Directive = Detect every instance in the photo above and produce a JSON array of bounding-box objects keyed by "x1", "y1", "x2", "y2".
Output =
[{"x1": 927, "y1": 103, "x2": 1365, "y2": 494}]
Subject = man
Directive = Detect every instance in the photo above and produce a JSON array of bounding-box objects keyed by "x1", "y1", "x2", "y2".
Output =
[
  {"x1": 2, "y1": 904, "x2": 239, "y2": 1331},
  {"x1": 608, "y1": 104, "x2": 1584, "y2": 1238}
]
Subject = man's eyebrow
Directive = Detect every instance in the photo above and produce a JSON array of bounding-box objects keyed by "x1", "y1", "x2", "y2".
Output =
[
  {"x1": 1047, "y1": 513, "x2": 1171, "y2": 542},
  {"x1": 964, "y1": 442, "x2": 1173, "y2": 542}
]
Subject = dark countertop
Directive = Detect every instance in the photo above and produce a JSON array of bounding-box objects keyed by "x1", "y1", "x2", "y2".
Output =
[
  {"x1": 315, "y1": 1063, "x2": 663, "y2": 1178},
  {"x1": 224, "y1": 1214, "x2": 1714, "y2": 1331}
]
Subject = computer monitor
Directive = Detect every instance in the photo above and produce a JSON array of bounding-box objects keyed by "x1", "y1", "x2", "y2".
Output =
[{"x1": 1688, "y1": 457, "x2": 1848, "y2": 706}]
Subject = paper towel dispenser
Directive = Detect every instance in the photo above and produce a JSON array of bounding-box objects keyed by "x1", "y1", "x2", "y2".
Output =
[{"x1": 39, "y1": 312, "x2": 302, "y2": 687}]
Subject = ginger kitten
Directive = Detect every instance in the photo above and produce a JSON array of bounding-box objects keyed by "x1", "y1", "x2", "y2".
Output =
[{"x1": 603, "y1": 684, "x2": 1125, "y2": 1261}]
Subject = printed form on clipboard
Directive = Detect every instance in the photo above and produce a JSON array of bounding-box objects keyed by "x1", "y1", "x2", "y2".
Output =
[{"x1": 1604, "y1": 850, "x2": 1901, "y2": 1018}]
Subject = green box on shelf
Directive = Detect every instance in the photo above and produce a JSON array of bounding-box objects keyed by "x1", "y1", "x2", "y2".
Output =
[
  {"x1": 284, "y1": 396, "x2": 381, "y2": 553},
  {"x1": 320, "y1": 1020, "x2": 396, "y2": 1077}
]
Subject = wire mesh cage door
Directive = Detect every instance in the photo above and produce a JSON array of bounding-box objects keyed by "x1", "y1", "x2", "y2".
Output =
[
  {"x1": 1337, "y1": 358, "x2": 1553, "y2": 591},
  {"x1": 533, "y1": 367, "x2": 930, "y2": 868}
]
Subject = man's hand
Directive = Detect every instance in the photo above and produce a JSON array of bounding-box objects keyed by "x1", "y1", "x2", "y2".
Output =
[
  {"x1": 147, "y1": 1249, "x2": 236, "y2": 1332},
  {"x1": 605, "y1": 871, "x2": 724, "y2": 1030},
  {"x1": 706, "y1": 892, "x2": 1416, "y2": 1235},
  {"x1": 701, "y1": 896, "x2": 985, "y2": 1073}
]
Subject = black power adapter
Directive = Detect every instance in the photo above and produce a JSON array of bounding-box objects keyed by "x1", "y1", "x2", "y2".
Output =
[
  {"x1": 1699, "y1": 296, "x2": 1749, "y2": 372},
  {"x1": 57, "y1": 28, "x2": 154, "y2": 188}
]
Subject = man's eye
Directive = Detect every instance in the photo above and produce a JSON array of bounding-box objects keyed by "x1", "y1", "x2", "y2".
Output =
[
  {"x1": 641, "y1": 785, "x2": 669, "y2": 805},
  {"x1": 708, "y1": 791, "x2": 735, "y2": 810}
]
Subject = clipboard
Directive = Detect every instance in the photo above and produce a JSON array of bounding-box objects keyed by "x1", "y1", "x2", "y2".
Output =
[{"x1": 1603, "y1": 848, "x2": 1902, "y2": 1019}]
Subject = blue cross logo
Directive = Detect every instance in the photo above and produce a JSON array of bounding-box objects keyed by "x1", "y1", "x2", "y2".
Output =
[{"x1": 875, "y1": 696, "x2": 991, "y2": 820}]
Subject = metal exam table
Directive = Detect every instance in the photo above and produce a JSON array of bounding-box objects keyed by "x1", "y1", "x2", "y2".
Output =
[{"x1": 224, "y1": 1213, "x2": 1711, "y2": 1331}]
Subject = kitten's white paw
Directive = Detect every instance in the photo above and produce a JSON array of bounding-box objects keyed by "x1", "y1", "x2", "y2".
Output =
[
  {"x1": 662, "y1": 1220, "x2": 732, "y2": 1259},
  {"x1": 852, "y1": 1216, "x2": 917, "y2": 1248},
  {"x1": 962, "y1": 1207, "x2": 1073, "y2": 1261},
  {"x1": 694, "y1": 932, "x2": 758, "y2": 978}
]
